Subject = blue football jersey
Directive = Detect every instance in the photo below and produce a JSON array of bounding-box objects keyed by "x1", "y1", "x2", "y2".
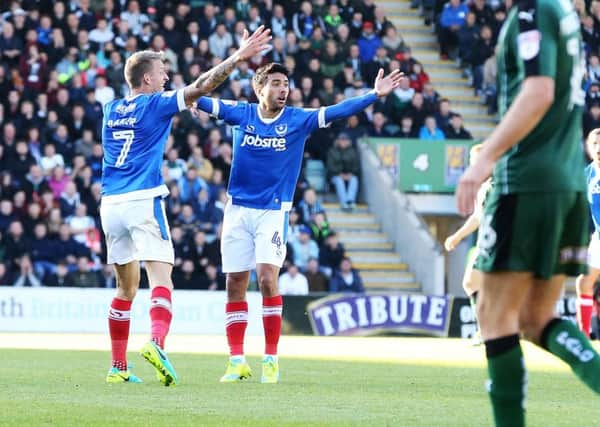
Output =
[
  {"x1": 200, "y1": 99, "x2": 329, "y2": 210},
  {"x1": 101, "y1": 89, "x2": 185, "y2": 203},
  {"x1": 587, "y1": 163, "x2": 600, "y2": 233}
]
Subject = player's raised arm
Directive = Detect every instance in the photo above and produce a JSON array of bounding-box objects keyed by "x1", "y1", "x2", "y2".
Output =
[
  {"x1": 315, "y1": 69, "x2": 404, "y2": 128},
  {"x1": 182, "y1": 25, "x2": 272, "y2": 105}
]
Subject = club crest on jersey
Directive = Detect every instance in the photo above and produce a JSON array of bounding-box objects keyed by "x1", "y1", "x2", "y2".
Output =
[{"x1": 275, "y1": 123, "x2": 288, "y2": 136}]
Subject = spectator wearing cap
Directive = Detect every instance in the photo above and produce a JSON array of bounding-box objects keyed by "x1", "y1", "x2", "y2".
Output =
[
  {"x1": 437, "y1": 0, "x2": 469, "y2": 59},
  {"x1": 419, "y1": 116, "x2": 446, "y2": 141},
  {"x1": 444, "y1": 114, "x2": 472, "y2": 139},
  {"x1": 329, "y1": 257, "x2": 365, "y2": 293},
  {"x1": 278, "y1": 263, "x2": 309, "y2": 295},
  {"x1": 357, "y1": 21, "x2": 382, "y2": 63},
  {"x1": 327, "y1": 132, "x2": 361, "y2": 211},
  {"x1": 291, "y1": 226, "x2": 320, "y2": 272}
]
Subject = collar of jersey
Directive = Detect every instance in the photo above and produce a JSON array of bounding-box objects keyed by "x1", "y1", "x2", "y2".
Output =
[{"x1": 257, "y1": 105, "x2": 286, "y2": 124}]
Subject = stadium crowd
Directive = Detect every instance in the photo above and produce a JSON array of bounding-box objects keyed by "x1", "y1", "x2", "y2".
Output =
[{"x1": 0, "y1": 0, "x2": 475, "y2": 291}]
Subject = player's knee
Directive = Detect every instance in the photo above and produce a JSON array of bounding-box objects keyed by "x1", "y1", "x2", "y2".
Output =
[
  {"x1": 226, "y1": 273, "x2": 248, "y2": 301},
  {"x1": 117, "y1": 286, "x2": 137, "y2": 301},
  {"x1": 519, "y1": 310, "x2": 549, "y2": 344},
  {"x1": 257, "y1": 272, "x2": 278, "y2": 295}
]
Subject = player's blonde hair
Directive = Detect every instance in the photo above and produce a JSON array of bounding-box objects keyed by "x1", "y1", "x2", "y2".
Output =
[
  {"x1": 124, "y1": 50, "x2": 165, "y2": 89},
  {"x1": 469, "y1": 143, "x2": 483, "y2": 165}
]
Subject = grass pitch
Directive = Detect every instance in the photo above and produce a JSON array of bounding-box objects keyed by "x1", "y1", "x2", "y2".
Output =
[{"x1": 1, "y1": 335, "x2": 599, "y2": 426}]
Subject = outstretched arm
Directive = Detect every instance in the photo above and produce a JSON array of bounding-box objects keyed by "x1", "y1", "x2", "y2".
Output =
[
  {"x1": 320, "y1": 69, "x2": 404, "y2": 127},
  {"x1": 183, "y1": 26, "x2": 271, "y2": 106}
]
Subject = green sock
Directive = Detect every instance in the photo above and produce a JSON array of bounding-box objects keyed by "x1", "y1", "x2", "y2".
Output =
[
  {"x1": 485, "y1": 335, "x2": 525, "y2": 427},
  {"x1": 541, "y1": 318, "x2": 600, "y2": 393}
]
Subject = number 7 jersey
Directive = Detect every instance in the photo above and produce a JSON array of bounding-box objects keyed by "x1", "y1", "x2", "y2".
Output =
[
  {"x1": 101, "y1": 89, "x2": 186, "y2": 203},
  {"x1": 493, "y1": 0, "x2": 586, "y2": 194}
]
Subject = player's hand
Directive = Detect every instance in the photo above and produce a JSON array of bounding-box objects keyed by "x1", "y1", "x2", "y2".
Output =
[
  {"x1": 373, "y1": 69, "x2": 405, "y2": 97},
  {"x1": 444, "y1": 235, "x2": 460, "y2": 251},
  {"x1": 456, "y1": 156, "x2": 494, "y2": 217},
  {"x1": 236, "y1": 25, "x2": 272, "y2": 61}
]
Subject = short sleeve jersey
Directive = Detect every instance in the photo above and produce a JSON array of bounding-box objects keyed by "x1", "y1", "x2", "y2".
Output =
[
  {"x1": 202, "y1": 99, "x2": 330, "y2": 210},
  {"x1": 493, "y1": 0, "x2": 586, "y2": 193},
  {"x1": 101, "y1": 89, "x2": 186, "y2": 202}
]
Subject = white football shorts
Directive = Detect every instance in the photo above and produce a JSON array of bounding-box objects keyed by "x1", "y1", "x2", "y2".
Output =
[
  {"x1": 588, "y1": 232, "x2": 600, "y2": 270},
  {"x1": 100, "y1": 197, "x2": 174, "y2": 265},
  {"x1": 221, "y1": 202, "x2": 289, "y2": 273}
]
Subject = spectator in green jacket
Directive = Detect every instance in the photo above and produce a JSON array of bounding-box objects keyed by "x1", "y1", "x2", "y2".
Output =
[{"x1": 327, "y1": 132, "x2": 360, "y2": 211}]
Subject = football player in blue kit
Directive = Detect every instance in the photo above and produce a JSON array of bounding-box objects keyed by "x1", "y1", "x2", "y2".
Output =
[
  {"x1": 101, "y1": 27, "x2": 271, "y2": 385},
  {"x1": 195, "y1": 63, "x2": 404, "y2": 383}
]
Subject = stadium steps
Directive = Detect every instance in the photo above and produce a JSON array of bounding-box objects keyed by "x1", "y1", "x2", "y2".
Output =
[
  {"x1": 380, "y1": 0, "x2": 497, "y2": 140},
  {"x1": 323, "y1": 203, "x2": 420, "y2": 292}
]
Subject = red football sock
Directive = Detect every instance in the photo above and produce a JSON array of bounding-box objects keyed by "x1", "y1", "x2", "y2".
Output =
[
  {"x1": 226, "y1": 301, "x2": 248, "y2": 356},
  {"x1": 577, "y1": 294, "x2": 594, "y2": 337},
  {"x1": 108, "y1": 298, "x2": 132, "y2": 371},
  {"x1": 263, "y1": 295, "x2": 283, "y2": 355},
  {"x1": 150, "y1": 286, "x2": 172, "y2": 349}
]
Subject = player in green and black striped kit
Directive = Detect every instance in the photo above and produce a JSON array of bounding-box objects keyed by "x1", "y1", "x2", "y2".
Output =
[{"x1": 456, "y1": 0, "x2": 600, "y2": 425}]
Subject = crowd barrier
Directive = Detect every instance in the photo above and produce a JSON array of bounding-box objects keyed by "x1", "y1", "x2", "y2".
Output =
[{"x1": 0, "y1": 288, "x2": 577, "y2": 338}]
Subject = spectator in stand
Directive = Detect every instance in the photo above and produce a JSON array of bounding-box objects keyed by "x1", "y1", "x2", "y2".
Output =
[
  {"x1": 445, "y1": 113, "x2": 472, "y2": 139},
  {"x1": 438, "y1": 0, "x2": 469, "y2": 59},
  {"x1": 30, "y1": 223, "x2": 58, "y2": 281},
  {"x1": 435, "y1": 98, "x2": 455, "y2": 130},
  {"x1": 4, "y1": 220, "x2": 30, "y2": 267},
  {"x1": 419, "y1": 116, "x2": 446, "y2": 141},
  {"x1": 293, "y1": 1, "x2": 325, "y2": 41},
  {"x1": 65, "y1": 203, "x2": 95, "y2": 245},
  {"x1": 0, "y1": 21, "x2": 24, "y2": 68},
  {"x1": 368, "y1": 111, "x2": 396, "y2": 137},
  {"x1": 193, "y1": 188, "x2": 222, "y2": 235},
  {"x1": 297, "y1": 188, "x2": 325, "y2": 226},
  {"x1": 458, "y1": 12, "x2": 480, "y2": 71},
  {"x1": 199, "y1": 264, "x2": 225, "y2": 291},
  {"x1": 173, "y1": 259, "x2": 201, "y2": 290},
  {"x1": 278, "y1": 263, "x2": 309, "y2": 295},
  {"x1": 271, "y1": 4, "x2": 288, "y2": 39},
  {"x1": 45, "y1": 262, "x2": 70, "y2": 287},
  {"x1": 319, "y1": 232, "x2": 346, "y2": 277},
  {"x1": 292, "y1": 226, "x2": 320, "y2": 272},
  {"x1": 408, "y1": 62, "x2": 429, "y2": 93},
  {"x1": 309, "y1": 212, "x2": 332, "y2": 247},
  {"x1": 470, "y1": 0, "x2": 493, "y2": 27},
  {"x1": 40, "y1": 144, "x2": 65, "y2": 176},
  {"x1": 327, "y1": 132, "x2": 361, "y2": 211},
  {"x1": 364, "y1": 46, "x2": 391, "y2": 86},
  {"x1": 178, "y1": 167, "x2": 208, "y2": 204},
  {"x1": 286, "y1": 208, "x2": 303, "y2": 246},
  {"x1": 405, "y1": 92, "x2": 428, "y2": 132},
  {"x1": 48, "y1": 167, "x2": 70, "y2": 200},
  {"x1": 585, "y1": 102, "x2": 600, "y2": 137},
  {"x1": 329, "y1": 257, "x2": 365, "y2": 293},
  {"x1": 67, "y1": 256, "x2": 101, "y2": 287},
  {"x1": 12, "y1": 254, "x2": 42, "y2": 287},
  {"x1": 305, "y1": 257, "x2": 329, "y2": 292},
  {"x1": 382, "y1": 26, "x2": 405, "y2": 56},
  {"x1": 56, "y1": 223, "x2": 91, "y2": 272},
  {"x1": 470, "y1": 25, "x2": 495, "y2": 95},
  {"x1": 209, "y1": 23, "x2": 234, "y2": 59},
  {"x1": 357, "y1": 21, "x2": 382, "y2": 63},
  {"x1": 0, "y1": 200, "x2": 15, "y2": 233},
  {"x1": 398, "y1": 116, "x2": 418, "y2": 138},
  {"x1": 23, "y1": 165, "x2": 51, "y2": 204}
]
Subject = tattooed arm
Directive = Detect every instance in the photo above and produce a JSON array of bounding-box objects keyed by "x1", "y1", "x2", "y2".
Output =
[{"x1": 183, "y1": 26, "x2": 271, "y2": 106}]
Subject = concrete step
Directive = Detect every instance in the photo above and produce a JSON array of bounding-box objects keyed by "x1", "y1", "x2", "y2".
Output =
[
  {"x1": 331, "y1": 222, "x2": 380, "y2": 231},
  {"x1": 347, "y1": 251, "x2": 403, "y2": 264},
  {"x1": 326, "y1": 212, "x2": 378, "y2": 224},
  {"x1": 354, "y1": 262, "x2": 409, "y2": 271},
  {"x1": 364, "y1": 282, "x2": 421, "y2": 291},
  {"x1": 362, "y1": 274, "x2": 415, "y2": 284},
  {"x1": 438, "y1": 87, "x2": 479, "y2": 98},
  {"x1": 343, "y1": 242, "x2": 394, "y2": 251},
  {"x1": 401, "y1": 33, "x2": 436, "y2": 44},
  {"x1": 338, "y1": 231, "x2": 390, "y2": 244},
  {"x1": 454, "y1": 104, "x2": 492, "y2": 116},
  {"x1": 322, "y1": 203, "x2": 368, "y2": 214}
]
